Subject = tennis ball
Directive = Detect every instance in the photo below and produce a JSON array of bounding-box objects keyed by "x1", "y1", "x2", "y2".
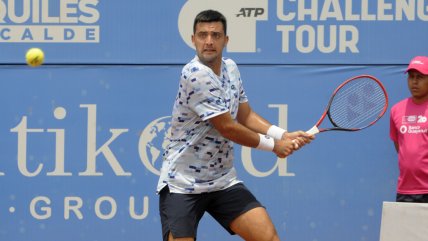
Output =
[{"x1": 26, "y1": 48, "x2": 44, "y2": 67}]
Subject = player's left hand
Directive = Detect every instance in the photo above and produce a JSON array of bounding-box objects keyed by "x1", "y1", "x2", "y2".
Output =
[{"x1": 282, "y1": 131, "x2": 314, "y2": 150}]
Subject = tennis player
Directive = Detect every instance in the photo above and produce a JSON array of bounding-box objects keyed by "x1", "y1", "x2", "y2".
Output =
[{"x1": 157, "y1": 9, "x2": 314, "y2": 241}]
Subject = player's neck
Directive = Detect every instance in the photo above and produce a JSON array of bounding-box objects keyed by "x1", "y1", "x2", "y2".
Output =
[{"x1": 205, "y1": 61, "x2": 221, "y2": 76}]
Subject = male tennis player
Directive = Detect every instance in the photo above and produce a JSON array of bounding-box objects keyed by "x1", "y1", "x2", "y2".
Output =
[
  {"x1": 390, "y1": 56, "x2": 428, "y2": 203},
  {"x1": 157, "y1": 9, "x2": 314, "y2": 241}
]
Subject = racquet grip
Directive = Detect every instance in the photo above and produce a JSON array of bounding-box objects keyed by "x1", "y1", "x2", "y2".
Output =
[{"x1": 306, "y1": 126, "x2": 320, "y2": 135}]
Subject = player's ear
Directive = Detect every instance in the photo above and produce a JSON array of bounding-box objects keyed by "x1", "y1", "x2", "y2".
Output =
[
  {"x1": 191, "y1": 35, "x2": 195, "y2": 46},
  {"x1": 224, "y1": 35, "x2": 229, "y2": 47}
]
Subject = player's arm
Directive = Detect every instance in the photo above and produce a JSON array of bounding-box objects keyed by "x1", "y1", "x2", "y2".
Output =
[
  {"x1": 236, "y1": 102, "x2": 314, "y2": 147},
  {"x1": 210, "y1": 111, "x2": 261, "y2": 148},
  {"x1": 236, "y1": 102, "x2": 272, "y2": 134},
  {"x1": 209, "y1": 112, "x2": 294, "y2": 158}
]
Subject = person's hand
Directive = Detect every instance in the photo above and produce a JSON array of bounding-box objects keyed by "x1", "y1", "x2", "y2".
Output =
[
  {"x1": 282, "y1": 131, "x2": 315, "y2": 150},
  {"x1": 272, "y1": 139, "x2": 295, "y2": 158}
]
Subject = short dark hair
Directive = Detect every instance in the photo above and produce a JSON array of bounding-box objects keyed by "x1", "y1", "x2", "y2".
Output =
[{"x1": 193, "y1": 10, "x2": 227, "y2": 35}]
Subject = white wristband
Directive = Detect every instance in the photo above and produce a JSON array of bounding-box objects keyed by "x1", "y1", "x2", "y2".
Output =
[
  {"x1": 267, "y1": 125, "x2": 287, "y2": 140},
  {"x1": 256, "y1": 134, "x2": 275, "y2": 151}
]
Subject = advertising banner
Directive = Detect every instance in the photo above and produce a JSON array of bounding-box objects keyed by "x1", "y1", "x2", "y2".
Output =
[
  {"x1": 0, "y1": 64, "x2": 405, "y2": 241},
  {"x1": 0, "y1": 0, "x2": 427, "y2": 64}
]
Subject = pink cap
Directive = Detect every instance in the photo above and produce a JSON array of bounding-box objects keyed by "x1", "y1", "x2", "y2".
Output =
[{"x1": 406, "y1": 56, "x2": 428, "y2": 75}]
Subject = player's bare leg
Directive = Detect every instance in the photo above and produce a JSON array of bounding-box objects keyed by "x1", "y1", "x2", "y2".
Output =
[
  {"x1": 230, "y1": 207, "x2": 280, "y2": 241},
  {"x1": 167, "y1": 232, "x2": 194, "y2": 241}
]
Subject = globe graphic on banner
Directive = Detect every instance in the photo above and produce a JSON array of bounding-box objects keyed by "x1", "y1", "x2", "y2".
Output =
[{"x1": 139, "y1": 116, "x2": 171, "y2": 174}]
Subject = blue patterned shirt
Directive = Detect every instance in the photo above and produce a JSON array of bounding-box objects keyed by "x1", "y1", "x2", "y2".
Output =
[{"x1": 157, "y1": 56, "x2": 248, "y2": 194}]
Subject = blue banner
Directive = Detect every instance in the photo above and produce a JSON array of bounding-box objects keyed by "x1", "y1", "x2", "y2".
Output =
[
  {"x1": 0, "y1": 64, "x2": 406, "y2": 241},
  {"x1": 0, "y1": 0, "x2": 427, "y2": 64}
]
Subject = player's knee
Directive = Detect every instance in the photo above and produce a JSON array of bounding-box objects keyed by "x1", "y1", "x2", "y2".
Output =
[
  {"x1": 264, "y1": 227, "x2": 280, "y2": 241},
  {"x1": 252, "y1": 226, "x2": 279, "y2": 241}
]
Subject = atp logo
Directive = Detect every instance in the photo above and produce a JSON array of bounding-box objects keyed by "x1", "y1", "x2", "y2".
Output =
[{"x1": 178, "y1": 0, "x2": 268, "y2": 53}]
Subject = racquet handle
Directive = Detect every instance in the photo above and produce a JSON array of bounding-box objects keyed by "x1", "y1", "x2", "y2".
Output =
[{"x1": 306, "y1": 126, "x2": 320, "y2": 135}]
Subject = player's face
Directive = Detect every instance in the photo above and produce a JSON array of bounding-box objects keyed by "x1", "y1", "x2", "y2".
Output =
[
  {"x1": 192, "y1": 21, "x2": 228, "y2": 68},
  {"x1": 407, "y1": 70, "x2": 428, "y2": 103}
]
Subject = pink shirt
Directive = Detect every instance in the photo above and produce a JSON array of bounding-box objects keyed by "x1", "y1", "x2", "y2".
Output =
[{"x1": 390, "y1": 98, "x2": 428, "y2": 194}]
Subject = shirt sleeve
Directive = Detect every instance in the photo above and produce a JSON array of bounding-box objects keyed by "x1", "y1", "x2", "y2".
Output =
[
  {"x1": 184, "y1": 70, "x2": 229, "y2": 121},
  {"x1": 224, "y1": 58, "x2": 248, "y2": 104},
  {"x1": 237, "y1": 71, "x2": 248, "y2": 104}
]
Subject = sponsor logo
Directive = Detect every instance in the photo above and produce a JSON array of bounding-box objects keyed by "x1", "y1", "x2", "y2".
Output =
[
  {"x1": 411, "y1": 60, "x2": 425, "y2": 66},
  {"x1": 399, "y1": 125, "x2": 428, "y2": 134},
  {"x1": 402, "y1": 115, "x2": 427, "y2": 124},
  {"x1": 418, "y1": 115, "x2": 427, "y2": 123},
  {"x1": 236, "y1": 8, "x2": 265, "y2": 17},
  {"x1": 402, "y1": 115, "x2": 417, "y2": 124},
  {"x1": 4, "y1": 104, "x2": 292, "y2": 177},
  {"x1": 0, "y1": 0, "x2": 100, "y2": 43}
]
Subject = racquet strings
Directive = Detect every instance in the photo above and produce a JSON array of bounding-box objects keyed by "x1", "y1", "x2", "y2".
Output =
[{"x1": 328, "y1": 77, "x2": 387, "y2": 129}]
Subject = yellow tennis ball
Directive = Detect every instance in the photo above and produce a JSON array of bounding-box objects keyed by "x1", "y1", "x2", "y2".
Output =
[{"x1": 26, "y1": 48, "x2": 44, "y2": 67}]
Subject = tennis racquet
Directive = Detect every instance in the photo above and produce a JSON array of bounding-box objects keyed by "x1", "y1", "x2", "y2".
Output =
[{"x1": 306, "y1": 75, "x2": 388, "y2": 135}]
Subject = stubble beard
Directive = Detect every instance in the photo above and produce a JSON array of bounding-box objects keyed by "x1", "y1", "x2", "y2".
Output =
[{"x1": 198, "y1": 51, "x2": 219, "y2": 68}]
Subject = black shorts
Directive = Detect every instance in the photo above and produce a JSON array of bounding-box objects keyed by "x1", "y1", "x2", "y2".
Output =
[
  {"x1": 396, "y1": 193, "x2": 428, "y2": 203},
  {"x1": 158, "y1": 183, "x2": 263, "y2": 241}
]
